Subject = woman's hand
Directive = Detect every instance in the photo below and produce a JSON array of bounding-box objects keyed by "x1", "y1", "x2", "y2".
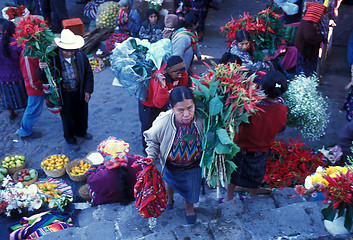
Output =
[
  {"x1": 39, "y1": 61, "x2": 47, "y2": 70},
  {"x1": 85, "y1": 92, "x2": 91, "y2": 103},
  {"x1": 157, "y1": 73, "x2": 166, "y2": 88}
]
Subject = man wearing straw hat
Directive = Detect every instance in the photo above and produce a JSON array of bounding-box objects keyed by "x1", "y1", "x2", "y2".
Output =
[{"x1": 38, "y1": 29, "x2": 94, "y2": 151}]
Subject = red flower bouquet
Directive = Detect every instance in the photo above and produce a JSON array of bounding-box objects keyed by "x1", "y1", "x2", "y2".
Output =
[
  {"x1": 295, "y1": 166, "x2": 353, "y2": 232},
  {"x1": 12, "y1": 15, "x2": 62, "y2": 114},
  {"x1": 2, "y1": 5, "x2": 29, "y2": 20},
  {"x1": 192, "y1": 62, "x2": 264, "y2": 196},
  {"x1": 220, "y1": 8, "x2": 285, "y2": 61},
  {"x1": 263, "y1": 137, "x2": 326, "y2": 188}
]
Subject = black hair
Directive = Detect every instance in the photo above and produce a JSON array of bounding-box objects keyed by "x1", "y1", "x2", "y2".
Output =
[
  {"x1": 184, "y1": 12, "x2": 199, "y2": 29},
  {"x1": 146, "y1": 8, "x2": 158, "y2": 19},
  {"x1": 261, "y1": 70, "x2": 288, "y2": 99},
  {"x1": 219, "y1": 52, "x2": 242, "y2": 65},
  {"x1": 235, "y1": 29, "x2": 250, "y2": 43},
  {"x1": 166, "y1": 55, "x2": 184, "y2": 68},
  {"x1": 169, "y1": 86, "x2": 194, "y2": 108},
  {"x1": 1, "y1": 20, "x2": 16, "y2": 59},
  {"x1": 116, "y1": 166, "x2": 134, "y2": 205}
]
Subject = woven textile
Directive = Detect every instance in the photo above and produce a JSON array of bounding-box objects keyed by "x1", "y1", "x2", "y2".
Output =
[
  {"x1": 303, "y1": 2, "x2": 326, "y2": 23},
  {"x1": 133, "y1": 156, "x2": 167, "y2": 218},
  {"x1": 167, "y1": 121, "x2": 201, "y2": 170}
]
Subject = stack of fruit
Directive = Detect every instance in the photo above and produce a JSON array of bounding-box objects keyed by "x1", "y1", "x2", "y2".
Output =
[
  {"x1": 36, "y1": 181, "x2": 62, "y2": 202},
  {"x1": 16, "y1": 169, "x2": 37, "y2": 183},
  {"x1": 41, "y1": 155, "x2": 69, "y2": 171},
  {"x1": 96, "y1": 2, "x2": 120, "y2": 28},
  {"x1": 70, "y1": 160, "x2": 91, "y2": 175},
  {"x1": 1, "y1": 154, "x2": 26, "y2": 174}
]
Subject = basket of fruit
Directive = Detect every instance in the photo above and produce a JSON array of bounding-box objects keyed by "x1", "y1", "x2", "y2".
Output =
[
  {"x1": 79, "y1": 184, "x2": 91, "y2": 201},
  {"x1": 41, "y1": 154, "x2": 69, "y2": 178},
  {"x1": 13, "y1": 169, "x2": 38, "y2": 185},
  {"x1": 36, "y1": 181, "x2": 62, "y2": 203},
  {"x1": 1, "y1": 154, "x2": 26, "y2": 175},
  {"x1": 66, "y1": 158, "x2": 93, "y2": 182}
]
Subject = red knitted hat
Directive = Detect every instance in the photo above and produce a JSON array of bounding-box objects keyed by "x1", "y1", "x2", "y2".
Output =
[{"x1": 303, "y1": 2, "x2": 326, "y2": 23}]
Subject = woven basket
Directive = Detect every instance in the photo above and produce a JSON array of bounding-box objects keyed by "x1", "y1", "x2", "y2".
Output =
[
  {"x1": 79, "y1": 184, "x2": 91, "y2": 201},
  {"x1": 41, "y1": 155, "x2": 67, "y2": 178},
  {"x1": 66, "y1": 158, "x2": 93, "y2": 182},
  {"x1": 0, "y1": 154, "x2": 26, "y2": 175},
  {"x1": 13, "y1": 169, "x2": 38, "y2": 185}
]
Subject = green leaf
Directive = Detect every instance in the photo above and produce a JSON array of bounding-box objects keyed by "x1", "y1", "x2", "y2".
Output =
[
  {"x1": 192, "y1": 78, "x2": 210, "y2": 101},
  {"x1": 226, "y1": 160, "x2": 237, "y2": 185},
  {"x1": 322, "y1": 205, "x2": 337, "y2": 221},
  {"x1": 209, "y1": 95, "x2": 223, "y2": 116},
  {"x1": 216, "y1": 128, "x2": 233, "y2": 145},
  {"x1": 230, "y1": 144, "x2": 240, "y2": 158},
  {"x1": 35, "y1": 41, "x2": 40, "y2": 50},
  {"x1": 182, "y1": 134, "x2": 196, "y2": 142},
  {"x1": 215, "y1": 143, "x2": 231, "y2": 154},
  {"x1": 209, "y1": 79, "x2": 220, "y2": 98},
  {"x1": 206, "y1": 131, "x2": 218, "y2": 149}
]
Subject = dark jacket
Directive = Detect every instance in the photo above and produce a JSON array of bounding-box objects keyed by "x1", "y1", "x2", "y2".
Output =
[
  {"x1": 38, "y1": 48, "x2": 94, "y2": 99},
  {"x1": 294, "y1": 20, "x2": 324, "y2": 60}
]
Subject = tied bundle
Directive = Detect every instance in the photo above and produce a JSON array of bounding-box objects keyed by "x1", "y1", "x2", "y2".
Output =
[{"x1": 192, "y1": 62, "x2": 264, "y2": 197}]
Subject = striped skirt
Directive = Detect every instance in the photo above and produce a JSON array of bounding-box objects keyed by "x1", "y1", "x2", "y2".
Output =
[
  {"x1": 0, "y1": 81, "x2": 27, "y2": 110},
  {"x1": 163, "y1": 165, "x2": 202, "y2": 203},
  {"x1": 230, "y1": 150, "x2": 269, "y2": 188}
]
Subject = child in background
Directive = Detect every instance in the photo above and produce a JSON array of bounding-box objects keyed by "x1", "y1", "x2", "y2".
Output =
[{"x1": 220, "y1": 70, "x2": 288, "y2": 202}]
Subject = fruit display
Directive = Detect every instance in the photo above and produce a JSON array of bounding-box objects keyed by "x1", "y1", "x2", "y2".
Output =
[
  {"x1": 41, "y1": 155, "x2": 69, "y2": 171},
  {"x1": 16, "y1": 169, "x2": 37, "y2": 182},
  {"x1": 36, "y1": 181, "x2": 62, "y2": 202},
  {"x1": 69, "y1": 160, "x2": 91, "y2": 175},
  {"x1": 1, "y1": 155, "x2": 25, "y2": 169},
  {"x1": 96, "y1": 1, "x2": 120, "y2": 28}
]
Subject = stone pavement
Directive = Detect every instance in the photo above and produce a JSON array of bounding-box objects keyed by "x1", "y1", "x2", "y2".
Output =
[{"x1": 0, "y1": 0, "x2": 353, "y2": 239}]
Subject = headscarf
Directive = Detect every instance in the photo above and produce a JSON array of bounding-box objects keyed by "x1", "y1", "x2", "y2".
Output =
[
  {"x1": 162, "y1": 14, "x2": 178, "y2": 39},
  {"x1": 303, "y1": 2, "x2": 326, "y2": 23},
  {"x1": 97, "y1": 137, "x2": 130, "y2": 169}
]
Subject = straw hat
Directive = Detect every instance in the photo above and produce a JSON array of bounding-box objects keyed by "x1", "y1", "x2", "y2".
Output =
[{"x1": 54, "y1": 29, "x2": 84, "y2": 50}]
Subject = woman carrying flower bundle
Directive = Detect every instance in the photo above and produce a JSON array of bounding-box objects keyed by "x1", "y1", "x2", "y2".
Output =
[
  {"x1": 171, "y1": 12, "x2": 202, "y2": 72},
  {"x1": 144, "y1": 86, "x2": 204, "y2": 224},
  {"x1": 87, "y1": 137, "x2": 142, "y2": 206},
  {"x1": 139, "y1": 8, "x2": 164, "y2": 43},
  {"x1": 0, "y1": 20, "x2": 27, "y2": 120},
  {"x1": 230, "y1": 29, "x2": 267, "y2": 74},
  {"x1": 221, "y1": 70, "x2": 288, "y2": 201}
]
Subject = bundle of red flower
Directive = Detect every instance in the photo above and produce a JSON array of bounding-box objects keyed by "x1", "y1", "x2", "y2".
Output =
[
  {"x1": 220, "y1": 7, "x2": 285, "y2": 61},
  {"x1": 3, "y1": 5, "x2": 27, "y2": 20},
  {"x1": 263, "y1": 137, "x2": 327, "y2": 189}
]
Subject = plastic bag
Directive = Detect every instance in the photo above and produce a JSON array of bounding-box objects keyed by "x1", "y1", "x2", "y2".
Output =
[
  {"x1": 96, "y1": 1, "x2": 119, "y2": 28},
  {"x1": 281, "y1": 2, "x2": 299, "y2": 15}
]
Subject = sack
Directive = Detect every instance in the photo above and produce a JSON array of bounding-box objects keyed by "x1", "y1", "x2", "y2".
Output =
[
  {"x1": 133, "y1": 156, "x2": 167, "y2": 218},
  {"x1": 83, "y1": 0, "x2": 105, "y2": 20},
  {"x1": 42, "y1": 84, "x2": 62, "y2": 114}
]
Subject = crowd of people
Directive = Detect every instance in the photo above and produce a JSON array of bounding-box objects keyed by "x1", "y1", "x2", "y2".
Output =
[{"x1": 1, "y1": 0, "x2": 352, "y2": 226}]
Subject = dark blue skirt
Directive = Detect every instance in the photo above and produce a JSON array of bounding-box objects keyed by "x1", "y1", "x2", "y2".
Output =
[
  {"x1": 0, "y1": 81, "x2": 27, "y2": 110},
  {"x1": 163, "y1": 165, "x2": 202, "y2": 203},
  {"x1": 230, "y1": 151, "x2": 269, "y2": 188}
]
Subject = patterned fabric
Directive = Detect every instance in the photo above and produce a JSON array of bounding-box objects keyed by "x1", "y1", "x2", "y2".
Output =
[
  {"x1": 303, "y1": 2, "x2": 327, "y2": 23},
  {"x1": 60, "y1": 53, "x2": 79, "y2": 92},
  {"x1": 105, "y1": 33, "x2": 130, "y2": 53},
  {"x1": 97, "y1": 137, "x2": 129, "y2": 169},
  {"x1": 230, "y1": 150, "x2": 269, "y2": 188},
  {"x1": 83, "y1": 0, "x2": 105, "y2": 20},
  {"x1": 0, "y1": 81, "x2": 27, "y2": 110},
  {"x1": 10, "y1": 211, "x2": 73, "y2": 240},
  {"x1": 133, "y1": 156, "x2": 167, "y2": 218},
  {"x1": 38, "y1": 177, "x2": 73, "y2": 198},
  {"x1": 230, "y1": 45, "x2": 266, "y2": 73},
  {"x1": 171, "y1": 27, "x2": 198, "y2": 53},
  {"x1": 166, "y1": 121, "x2": 201, "y2": 170},
  {"x1": 116, "y1": 9, "x2": 129, "y2": 32}
]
